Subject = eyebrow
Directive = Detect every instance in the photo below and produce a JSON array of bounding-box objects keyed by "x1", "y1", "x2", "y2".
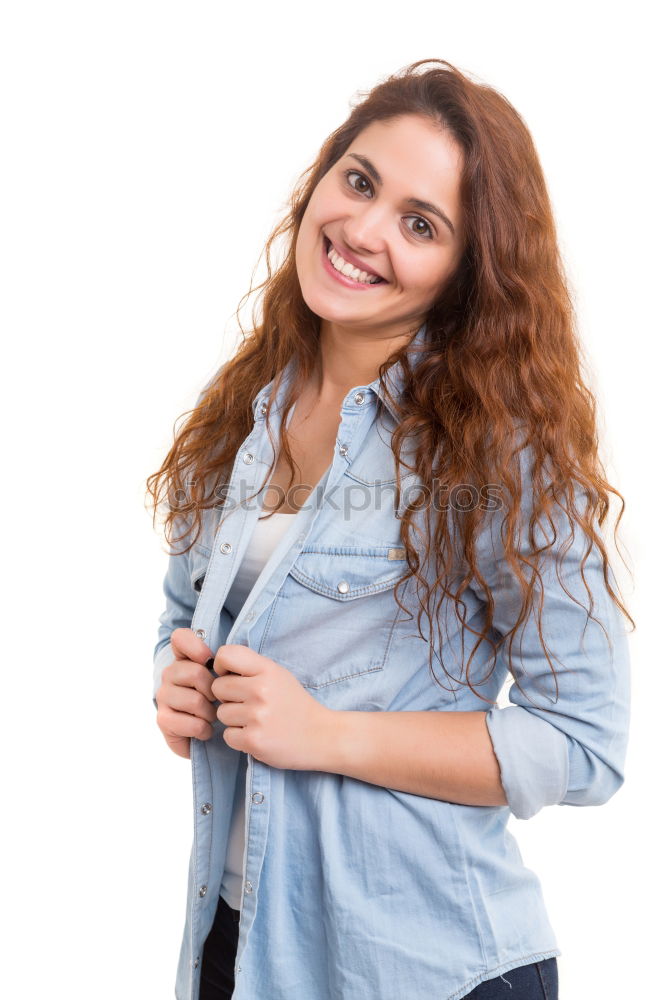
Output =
[{"x1": 345, "y1": 152, "x2": 457, "y2": 237}]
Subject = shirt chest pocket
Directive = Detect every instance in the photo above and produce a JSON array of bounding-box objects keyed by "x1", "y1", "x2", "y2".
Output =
[{"x1": 257, "y1": 545, "x2": 408, "y2": 690}]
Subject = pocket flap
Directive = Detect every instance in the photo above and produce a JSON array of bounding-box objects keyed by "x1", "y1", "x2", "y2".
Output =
[{"x1": 289, "y1": 544, "x2": 407, "y2": 600}]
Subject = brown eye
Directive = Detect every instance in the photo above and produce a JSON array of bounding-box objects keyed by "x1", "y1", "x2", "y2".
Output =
[
  {"x1": 406, "y1": 216, "x2": 434, "y2": 240},
  {"x1": 345, "y1": 169, "x2": 372, "y2": 196}
]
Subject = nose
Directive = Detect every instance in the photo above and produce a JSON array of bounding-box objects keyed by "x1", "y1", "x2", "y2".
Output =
[{"x1": 341, "y1": 203, "x2": 388, "y2": 256}]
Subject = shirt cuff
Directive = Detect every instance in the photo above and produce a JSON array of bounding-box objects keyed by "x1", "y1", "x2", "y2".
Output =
[{"x1": 484, "y1": 705, "x2": 570, "y2": 820}]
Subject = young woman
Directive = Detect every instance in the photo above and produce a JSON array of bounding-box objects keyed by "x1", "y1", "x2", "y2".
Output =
[{"x1": 146, "y1": 58, "x2": 633, "y2": 1000}]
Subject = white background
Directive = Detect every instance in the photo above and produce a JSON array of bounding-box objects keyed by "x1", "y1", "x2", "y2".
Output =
[{"x1": 1, "y1": 2, "x2": 662, "y2": 997}]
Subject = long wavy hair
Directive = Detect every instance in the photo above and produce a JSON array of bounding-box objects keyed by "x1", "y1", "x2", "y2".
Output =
[{"x1": 145, "y1": 57, "x2": 634, "y2": 703}]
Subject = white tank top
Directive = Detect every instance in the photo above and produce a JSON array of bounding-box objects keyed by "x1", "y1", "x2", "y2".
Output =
[{"x1": 219, "y1": 510, "x2": 297, "y2": 910}]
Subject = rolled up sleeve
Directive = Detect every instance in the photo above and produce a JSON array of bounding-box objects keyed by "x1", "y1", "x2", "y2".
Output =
[{"x1": 472, "y1": 446, "x2": 632, "y2": 820}]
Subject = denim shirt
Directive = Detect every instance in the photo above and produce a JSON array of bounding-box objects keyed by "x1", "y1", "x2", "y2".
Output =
[{"x1": 152, "y1": 321, "x2": 631, "y2": 1000}]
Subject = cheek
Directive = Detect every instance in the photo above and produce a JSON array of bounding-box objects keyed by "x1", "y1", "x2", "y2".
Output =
[
  {"x1": 394, "y1": 256, "x2": 439, "y2": 293},
  {"x1": 297, "y1": 203, "x2": 326, "y2": 259},
  {"x1": 308, "y1": 178, "x2": 345, "y2": 225},
  {"x1": 295, "y1": 208, "x2": 320, "y2": 266},
  {"x1": 403, "y1": 253, "x2": 456, "y2": 295}
]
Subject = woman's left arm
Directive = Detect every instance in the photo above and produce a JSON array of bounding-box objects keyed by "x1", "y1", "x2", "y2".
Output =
[
  {"x1": 316, "y1": 447, "x2": 632, "y2": 820},
  {"x1": 318, "y1": 707, "x2": 509, "y2": 806}
]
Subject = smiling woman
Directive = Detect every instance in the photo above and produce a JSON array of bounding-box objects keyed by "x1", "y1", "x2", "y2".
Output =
[
  {"x1": 296, "y1": 115, "x2": 464, "y2": 320},
  {"x1": 145, "y1": 57, "x2": 632, "y2": 1000}
]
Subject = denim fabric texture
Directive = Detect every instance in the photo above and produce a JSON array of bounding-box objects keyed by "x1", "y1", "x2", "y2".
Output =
[
  {"x1": 153, "y1": 321, "x2": 630, "y2": 999},
  {"x1": 199, "y1": 896, "x2": 559, "y2": 999}
]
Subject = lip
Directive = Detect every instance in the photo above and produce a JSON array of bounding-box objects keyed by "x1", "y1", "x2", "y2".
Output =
[{"x1": 321, "y1": 235, "x2": 387, "y2": 290}]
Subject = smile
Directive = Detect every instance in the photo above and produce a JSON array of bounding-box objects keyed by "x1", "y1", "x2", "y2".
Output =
[{"x1": 321, "y1": 236, "x2": 387, "y2": 289}]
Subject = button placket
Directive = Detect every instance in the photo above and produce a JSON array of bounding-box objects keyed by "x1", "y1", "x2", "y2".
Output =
[
  {"x1": 187, "y1": 388, "x2": 284, "y2": 981},
  {"x1": 188, "y1": 380, "x2": 390, "y2": 984},
  {"x1": 336, "y1": 390, "x2": 372, "y2": 462}
]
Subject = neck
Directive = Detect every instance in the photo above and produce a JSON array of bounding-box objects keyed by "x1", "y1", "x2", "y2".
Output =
[{"x1": 309, "y1": 318, "x2": 419, "y2": 401}]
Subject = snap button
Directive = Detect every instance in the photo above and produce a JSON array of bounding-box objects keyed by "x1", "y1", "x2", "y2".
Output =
[
  {"x1": 244, "y1": 880, "x2": 253, "y2": 894},
  {"x1": 338, "y1": 444, "x2": 348, "y2": 457},
  {"x1": 245, "y1": 611, "x2": 256, "y2": 622},
  {"x1": 220, "y1": 542, "x2": 232, "y2": 554},
  {"x1": 199, "y1": 885, "x2": 207, "y2": 897},
  {"x1": 193, "y1": 957, "x2": 200, "y2": 969},
  {"x1": 201, "y1": 802, "x2": 212, "y2": 815},
  {"x1": 243, "y1": 452, "x2": 255, "y2": 464},
  {"x1": 337, "y1": 580, "x2": 350, "y2": 594},
  {"x1": 194, "y1": 628, "x2": 207, "y2": 640},
  {"x1": 260, "y1": 402, "x2": 267, "y2": 415},
  {"x1": 354, "y1": 392, "x2": 365, "y2": 404},
  {"x1": 252, "y1": 792, "x2": 264, "y2": 804}
]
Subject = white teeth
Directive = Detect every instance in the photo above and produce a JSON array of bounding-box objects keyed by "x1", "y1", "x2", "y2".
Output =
[{"x1": 326, "y1": 242, "x2": 382, "y2": 284}]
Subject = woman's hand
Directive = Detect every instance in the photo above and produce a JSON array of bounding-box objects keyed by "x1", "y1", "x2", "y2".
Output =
[
  {"x1": 212, "y1": 645, "x2": 334, "y2": 771},
  {"x1": 155, "y1": 627, "x2": 218, "y2": 759}
]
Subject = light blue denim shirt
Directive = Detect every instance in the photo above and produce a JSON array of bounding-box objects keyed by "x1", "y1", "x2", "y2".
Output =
[{"x1": 152, "y1": 321, "x2": 631, "y2": 1000}]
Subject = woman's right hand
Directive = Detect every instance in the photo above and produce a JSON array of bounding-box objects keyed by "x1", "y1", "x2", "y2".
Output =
[{"x1": 155, "y1": 627, "x2": 218, "y2": 759}]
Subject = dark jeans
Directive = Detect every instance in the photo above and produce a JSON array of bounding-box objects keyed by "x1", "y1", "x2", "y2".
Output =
[
  {"x1": 199, "y1": 896, "x2": 241, "y2": 1000},
  {"x1": 463, "y1": 956, "x2": 558, "y2": 997},
  {"x1": 199, "y1": 894, "x2": 559, "y2": 999}
]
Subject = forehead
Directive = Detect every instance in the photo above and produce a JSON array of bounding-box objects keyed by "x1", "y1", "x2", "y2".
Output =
[{"x1": 344, "y1": 115, "x2": 463, "y2": 228}]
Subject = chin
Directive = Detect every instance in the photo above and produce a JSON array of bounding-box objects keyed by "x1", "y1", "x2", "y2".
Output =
[{"x1": 301, "y1": 284, "x2": 363, "y2": 325}]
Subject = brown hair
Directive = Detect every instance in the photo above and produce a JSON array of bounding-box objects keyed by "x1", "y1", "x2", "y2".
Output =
[{"x1": 145, "y1": 57, "x2": 635, "y2": 702}]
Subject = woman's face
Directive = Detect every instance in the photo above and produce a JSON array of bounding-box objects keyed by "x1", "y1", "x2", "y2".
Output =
[{"x1": 295, "y1": 114, "x2": 464, "y2": 339}]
